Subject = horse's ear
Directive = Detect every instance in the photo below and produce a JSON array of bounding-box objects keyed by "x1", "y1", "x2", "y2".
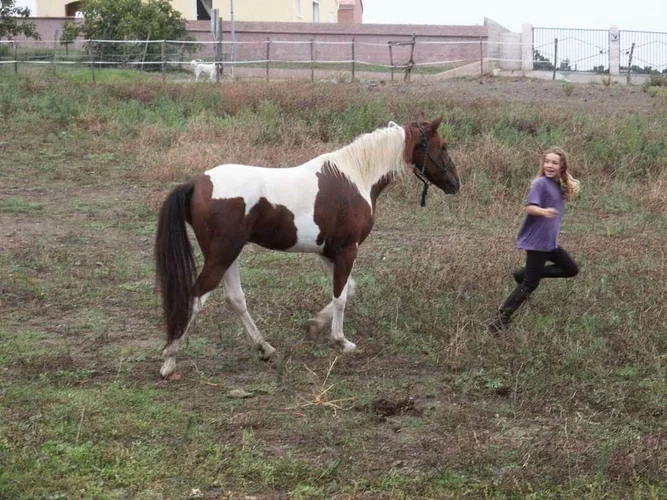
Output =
[{"x1": 429, "y1": 116, "x2": 443, "y2": 132}]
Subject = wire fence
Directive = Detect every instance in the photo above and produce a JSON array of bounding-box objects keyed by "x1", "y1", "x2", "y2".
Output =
[
  {"x1": 1, "y1": 34, "x2": 666, "y2": 82},
  {"x1": 0, "y1": 37, "x2": 517, "y2": 82}
]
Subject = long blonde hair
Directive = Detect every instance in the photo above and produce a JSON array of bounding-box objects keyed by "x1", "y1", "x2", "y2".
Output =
[{"x1": 538, "y1": 147, "x2": 580, "y2": 201}]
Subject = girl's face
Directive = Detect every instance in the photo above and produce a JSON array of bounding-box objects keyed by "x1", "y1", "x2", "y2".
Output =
[{"x1": 542, "y1": 152, "x2": 562, "y2": 179}]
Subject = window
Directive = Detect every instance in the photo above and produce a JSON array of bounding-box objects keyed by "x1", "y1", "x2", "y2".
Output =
[
  {"x1": 296, "y1": 0, "x2": 302, "y2": 17},
  {"x1": 329, "y1": 10, "x2": 335, "y2": 23},
  {"x1": 313, "y1": 0, "x2": 319, "y2": 23}
]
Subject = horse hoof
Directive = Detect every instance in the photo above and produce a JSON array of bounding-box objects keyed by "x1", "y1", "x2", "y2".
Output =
[
  {"x1": 259, "y1": 344, "x2": 276, "y2": 362},
  {"x1": 340, "y1": 340, "x2": 357, "y2": 353},
  {"x1": 305, "y1": 319, "x2": 324, "y2": 339},
  {"x1": 160, "y1": 357, "x2": 177, "y2": 379}
]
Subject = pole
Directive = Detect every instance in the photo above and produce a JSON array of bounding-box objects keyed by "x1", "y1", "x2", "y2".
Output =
[
  {"x1": 216, "y1": 18, "x2": 222, "y2": 83},
  {"x1": 141, "y1": 27, "x2": 152, "y2": 72},
  {"x1": 230, "y1": 0, "x2": 236, "y2": 78},
  {"x1": 479, "y1": 35, "x2": 483, "y2": 76},
  {"x1": 627, "y1": 42, "x2": 635, "y2": 84},
  {"x1": 88, "y1": 44, "x2": 96, "y2": 85},
  {"x1": 52, "y1": 31, "x2": 58, "y2": 74},
  {"x1": 265, "y1": 37, "x2": 271, "y2": 81},
  {"x1": 351, "y1": 37, "x2": 355, "y2": 82},
  {"x1": 161, "y1": 40, "x2": 166, "y2": 83},
  {"x1": 389, "y1": 42, "x2": 394, "y2": 81},
  {"x1": 13, "y1": 41, "x2": 18, "y2": 74},
  {"x1": 552, "y1": 37, "x2": 558, "y2": 80},
  {"x1": 310, "y1": 38, "x2": 315, "y2": 82}
]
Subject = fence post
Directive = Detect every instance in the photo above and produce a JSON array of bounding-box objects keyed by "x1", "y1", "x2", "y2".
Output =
[
  {"x1": 52, "y1": 31, "x2": 58, "y2": 74},
  {"x1": 404, "y1": 33, "x2": 416, "y2": 82},
  {"x1": 388, "y1": 42, "x2": 394, "y2": 81},
  {"x1": 552, "y1": 37, "x2": 558, "y2": 80},
  {"x1": 479, "y1": 35, "x2": 483, "y2": 76},
  {"x1": 265, "y1": 37, "x2": 271, "y2": 81},
  {"x1": 310, "y1": 38, "x2": 315, "y2": 82},
  {"x1": 141, "y1": 28, "x2": 152, "y2": 72},
  {"x1": 351, "y1": 37, "x2": 355, "y2": 82},
  {"x1": 161, "y1": 40, "x2": 166, "y2": 83},
  {"x1": 13, "y1": 40, "x2": 18, "y2": 74},
  {"x1": 216, "y1": 19, "x2": 222, "y2": 83},
  {"x1": 88, "y1": 44, "x2": 96, "y2": 85},
  {"x1": 626, "y1": 42, "x2": 635, "y2": 84}
]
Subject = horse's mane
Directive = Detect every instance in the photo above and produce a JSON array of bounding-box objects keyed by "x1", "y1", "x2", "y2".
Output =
[{"x1": 323, "y1": 124, "x2": 407, "y2": 189}]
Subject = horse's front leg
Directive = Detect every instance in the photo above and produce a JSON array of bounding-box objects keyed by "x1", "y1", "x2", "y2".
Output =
[
  {"x1": 329, "y1": 245, "x2": 358, "y2": 352},
  {"x1": 307, "y1": 255, "x2": 356, "y2": 338}
]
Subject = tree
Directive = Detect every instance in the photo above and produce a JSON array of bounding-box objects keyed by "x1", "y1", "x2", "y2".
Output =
[
  {"x1": 533, "y1": 49, "x2": 554, "y2": 71},
  {"x1": 60, "y1": 21, "x2": 80, "y2": 56},
  {"x1": 79, "y1": 0, "x2": 190, "y2": 41},
  {"x1": 0, "y1": 0, "x2": 40, "y2": 40}
]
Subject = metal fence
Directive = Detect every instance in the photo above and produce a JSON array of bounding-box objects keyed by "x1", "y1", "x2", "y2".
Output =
[
  {"x1": 619, "y1": 30, "x2": 667, "y2": 74},
  {"x1": 533, "y1": 27, "x2": 609, "y2": 73}
]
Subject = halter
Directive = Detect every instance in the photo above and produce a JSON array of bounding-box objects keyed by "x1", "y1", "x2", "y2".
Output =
[{"x1": 413, "y1": 123, "x2": 451, "y2": 207}]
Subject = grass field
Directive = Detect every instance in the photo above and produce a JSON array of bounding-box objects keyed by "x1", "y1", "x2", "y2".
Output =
[{"x1": 1, "y1": 69, "x2": 666, "y2": 499}]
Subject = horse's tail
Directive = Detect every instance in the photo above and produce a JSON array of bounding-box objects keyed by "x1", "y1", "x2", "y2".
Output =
[{"x1": 155, "y1": 181, "x2": 196, "y2": 344}]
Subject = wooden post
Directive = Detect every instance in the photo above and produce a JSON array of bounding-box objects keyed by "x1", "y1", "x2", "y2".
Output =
[
  {"x1": 310, "y1": 38, "x2": 315, "y2": 82},
  {"x1": 351, "y1": 37, "x2": 355, "y2": 82},
  {"x1": 388, "y1": 42, "x2": 394, "y2": 81},
  {"x1": 552, "y1": 37, "x2": 558, "y2": 80},
  {"x1": 215, "y1": 17, "x2": 223, "y2": 83},
  {"x1": 52, "y1": 31, "x2": 58, "y2": 74},
  {"x1": 265, "y1": 37, "x2": 271, "y2": 81},
  {"x1": 140, "y1": 27, "x2": 152, "y2": 72},
  {"x1": 626, "y1": 42, "x2": 635, "y2": 84},
  {"x1": 13, "y1": 41, "x2": 18, "y2": 74},
  {"x1": 479, "y1": 35, "x2": 483, "y2": 76},
  {"x1": 88, "y1": 44, "x2": 96, "y2": 85},
  {"x1": 404, "y1": 33, "x2": 416, "y2": 82},
  {"x1": 161, "y1": 40, "x2": 166, "y2": 83}
]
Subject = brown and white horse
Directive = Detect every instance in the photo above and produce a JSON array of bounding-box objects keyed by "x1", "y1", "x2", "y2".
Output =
[{"x1": 155, "y1": 117, "x2": 460, "y2": 378}]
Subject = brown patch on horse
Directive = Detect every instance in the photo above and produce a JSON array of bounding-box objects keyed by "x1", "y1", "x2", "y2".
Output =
[{"x1": 191, "y1": 174, "x2": 298, "y2": 255}]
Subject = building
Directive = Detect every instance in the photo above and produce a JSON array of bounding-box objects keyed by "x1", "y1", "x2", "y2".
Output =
[
  {"x1": 337, "y1": 0, "x2": 362, "y2": 24},
  {"x1": 35, "y1": 0, "x2": 347, "y2": 24}
]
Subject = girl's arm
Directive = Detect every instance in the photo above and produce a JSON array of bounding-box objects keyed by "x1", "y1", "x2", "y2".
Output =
[{"x1": 525, "y1": 204, "x2": 558, "y2": 218}]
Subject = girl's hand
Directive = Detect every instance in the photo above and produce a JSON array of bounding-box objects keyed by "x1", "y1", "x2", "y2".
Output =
[
  {"x1": 542, "y1": 208, "x2": 559, "y2": 218},
  {"x1": 526, "y1": 205, "x2": 559, "y2": 218}
]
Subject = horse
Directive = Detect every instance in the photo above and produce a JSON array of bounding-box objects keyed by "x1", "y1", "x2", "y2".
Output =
[
  {"x1": 190, "y1": 59, "x2": 219, "y2": 82},
  {"x1": 154, "y1": 116, "x2": 460, "y2": 378}
]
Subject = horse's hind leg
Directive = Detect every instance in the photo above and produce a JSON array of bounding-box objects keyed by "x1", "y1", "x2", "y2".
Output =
[
  {"x1": 223, "y1": 259, "x2": 276, "y2": 361},
  {"x1": 160, "y1": 262, "x2": 226, "y2": 378},
  {"x1": 307, "y1": 256, "x2": 357, "y2": 338}
]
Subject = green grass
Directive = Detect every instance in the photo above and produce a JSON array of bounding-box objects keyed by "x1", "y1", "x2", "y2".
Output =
[{"x1": 0, "y1": 70, "x2": 666, "y2": 498}]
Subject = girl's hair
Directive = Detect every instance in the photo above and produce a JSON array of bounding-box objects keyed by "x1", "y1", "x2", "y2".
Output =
[{"x1": 538, "y1": 147, "x2": 580, "y2": 201}]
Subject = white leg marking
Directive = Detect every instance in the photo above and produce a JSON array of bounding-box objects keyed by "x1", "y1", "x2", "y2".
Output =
[
  {"x1": 308, "y1": 256, "x2": 356, "y2": 337},
  {"x1": 223, "y1": 259, "x2": 276, "y2": 360},
  {"x1": 160, "y1": 292, "x2": 212, "y2": 378},
  {"x1": 330, "y1": 281, "x2": 356, "y2": 352}
]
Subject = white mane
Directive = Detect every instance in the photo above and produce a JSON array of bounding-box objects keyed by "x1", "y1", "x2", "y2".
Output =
[{"x1": 322, "y1": 124, "x2": 408, "y2": 191}]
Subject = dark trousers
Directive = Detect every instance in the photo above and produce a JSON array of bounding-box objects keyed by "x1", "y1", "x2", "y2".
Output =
[{"x1": 515, "y1": 246, "x2": 579, "y2": 292}]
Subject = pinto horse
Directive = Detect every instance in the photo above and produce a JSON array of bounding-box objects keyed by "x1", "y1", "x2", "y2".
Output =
[{"x1": 155, "y1": 117, "x2": 460, "y2": 378}]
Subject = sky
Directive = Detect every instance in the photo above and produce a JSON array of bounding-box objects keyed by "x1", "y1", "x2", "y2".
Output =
[{"x1": 13, "y1": 0, "x2": 667, "y2": 33}]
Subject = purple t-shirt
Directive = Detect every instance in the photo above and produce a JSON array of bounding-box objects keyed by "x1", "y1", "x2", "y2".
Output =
[{"x1": 516, "y1": 176, "x2": 564, "y2": 252}]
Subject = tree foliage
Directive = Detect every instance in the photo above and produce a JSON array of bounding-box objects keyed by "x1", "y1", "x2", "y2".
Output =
[
  {"x1": 79, "y1": 0, "x2": 190, "y2": 41},
  {"x1": 0, "y1": 0, "x2": 40, "y2": 40}
]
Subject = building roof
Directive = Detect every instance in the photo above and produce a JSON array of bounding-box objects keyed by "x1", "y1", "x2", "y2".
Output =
[{"x1": 338, "y1": 0, "x2": 363, "y2": 10}]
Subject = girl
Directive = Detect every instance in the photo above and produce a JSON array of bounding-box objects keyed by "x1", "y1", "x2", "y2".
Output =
[{"x1": 489, "y1": 147, "x2": 581, "y2": 333}]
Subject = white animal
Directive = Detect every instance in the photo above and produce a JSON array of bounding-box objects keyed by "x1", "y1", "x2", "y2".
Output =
[{"x1": 190, "y1": 59, "x2": 218, "y2": 82}]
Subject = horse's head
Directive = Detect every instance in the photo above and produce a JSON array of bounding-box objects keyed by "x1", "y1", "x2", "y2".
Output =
[{"x1": 403, "y1": 116, "x2": 460, "y2": 195}]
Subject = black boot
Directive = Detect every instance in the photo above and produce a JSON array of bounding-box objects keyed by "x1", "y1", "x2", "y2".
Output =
[
  {"x1": 512, "y1": 268, "x2": 525, "y2": 284},
  {"x1": 488, "y1": 285, "x2": 532, "y2": 334}
]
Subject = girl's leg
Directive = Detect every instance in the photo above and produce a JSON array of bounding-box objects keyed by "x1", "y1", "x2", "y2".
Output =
[
  {"x1": 490, "y1": 251, "x2": 547, "y2": 333},
  {"x1": 513, "y1": 246, "x2": 578, "y2": 282}
]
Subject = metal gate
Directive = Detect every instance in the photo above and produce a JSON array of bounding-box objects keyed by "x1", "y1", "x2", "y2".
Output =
[
  {"x1": 619, "y1": 30, "x2": 667, "y2": 74},
  {"x1": 533, "y1": 27, "x2": 609, "y2": 72}
]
